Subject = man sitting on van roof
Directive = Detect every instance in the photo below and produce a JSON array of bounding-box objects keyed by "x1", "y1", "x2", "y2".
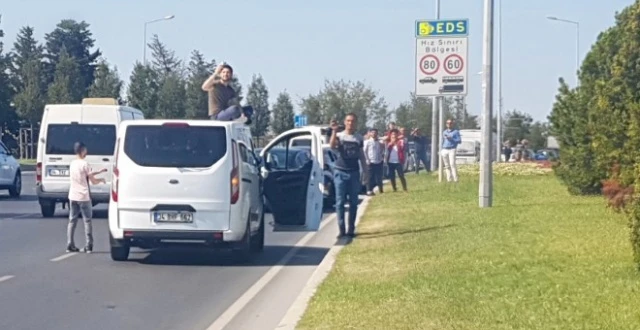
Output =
[{"x1": 201, "y1": 62, "x2": 252, "y2": 124}]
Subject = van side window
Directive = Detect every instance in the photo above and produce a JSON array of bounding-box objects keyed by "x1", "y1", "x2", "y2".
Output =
[{"x1": 238, "y1": 144, "x2": 249, "y2": 163}]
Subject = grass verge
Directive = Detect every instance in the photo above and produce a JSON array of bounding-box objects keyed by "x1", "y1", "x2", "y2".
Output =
[
  {"x1": 19, "y1": 158, "x2": 36, "y2": 165},
  {"x1": 297, "y1": 173, "x2": 640, "y2": 330}
]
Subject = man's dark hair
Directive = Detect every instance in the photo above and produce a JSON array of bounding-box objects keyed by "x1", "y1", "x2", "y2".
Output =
[
  {"x1": 369, "y1": 128, "x2": 378, "y2": 132},
  {"x1": 345, "y1": 112, "x2": 357, "y2": 120},
  {"x1": 389, "y1": 128, "x2": 400, "y2": 134},
  {"x1": 73, "y1": 141, "x2": 86, "y2": 155},
  {"x1": 221, "y1": 64, "x2": 233, "y2": 74},
  {"x1": 389, "y1": 122, "x2": 396, "y2": 125}
]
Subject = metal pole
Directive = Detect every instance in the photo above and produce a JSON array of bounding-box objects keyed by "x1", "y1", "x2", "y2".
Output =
[
  {"x1": 576, "y1": 22, "x2": 580, "y2": 77},
  {"x1": 496, "y1": 0, "x2": 502, "y2": 162},
  {"x1": 479, "y1": 0, "x2": 494, "y2": 207},
  {"x1": 143, "y1": 23, "x2": 147, "y2": 64},
  {"x1": 430, "y1": 0, "x2": 440, "y2": 175},
  {"x1": 438, "y1": 91, "x2": 444, "y2": 182}
]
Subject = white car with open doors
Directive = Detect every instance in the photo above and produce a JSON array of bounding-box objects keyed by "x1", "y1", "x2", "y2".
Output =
[
  {"x1": 259, "y1": 127, "x2": 324, "y2": 229},
  {"x1": 108, "y1": 120, "x2": 265, "y2": 262}
]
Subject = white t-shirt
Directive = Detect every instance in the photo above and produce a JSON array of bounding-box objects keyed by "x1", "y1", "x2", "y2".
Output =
[
  {"x1": 388, "y1": 145, "x2": 399, "y2": 164},
  {"x1": 68, "y1": 159, "x2": 92, "y2": 202}
]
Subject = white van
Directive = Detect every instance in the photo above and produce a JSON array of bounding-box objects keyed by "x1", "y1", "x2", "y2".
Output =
[
  {"x1": 259, "y1": 126, "x2": 325, "y2": 229},
  {"x1": 36, "y1": 98, "x2": 144, "y2": 217},
  {"x1": 108, "y1": 120, "x2": 265, "y2": 262}
]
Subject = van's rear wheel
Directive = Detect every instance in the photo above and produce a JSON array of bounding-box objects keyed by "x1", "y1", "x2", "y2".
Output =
[
  {"x1": 250, "y1": 210, "x2": 265, "y2": 253},
  {"x1": 109, "y1": 233, "x2": 130, "y2": 261},
  {"x1": 233, "y1": 220, "x2": 253, "y2": 263},
  {"x1": 40, "y1": 201, "x2": 55, "y2": 218}
]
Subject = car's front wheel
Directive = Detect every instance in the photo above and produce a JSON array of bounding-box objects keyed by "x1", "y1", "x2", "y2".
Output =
[{"x1": 8, "y1": 171, "x2": 21, "y2": 197}]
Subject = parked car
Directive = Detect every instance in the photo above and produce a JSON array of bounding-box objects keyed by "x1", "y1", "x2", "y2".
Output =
[{"x1": 0, "y1": 141, "x2": 21, "y2": 197}]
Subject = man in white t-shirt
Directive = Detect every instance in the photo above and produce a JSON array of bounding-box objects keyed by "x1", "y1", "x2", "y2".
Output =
[{"x1": 66, "y1": 142, "x2": 107, "y2": 253}]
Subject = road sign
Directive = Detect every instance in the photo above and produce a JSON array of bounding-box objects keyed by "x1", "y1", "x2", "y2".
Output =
[
  {"x1": 415, "y1": 37, "x2": 468, "y2": 97},
  {"x1": 415, "y1": 19, "x2": 468, "y2": 38},
  {"x1": 294, "y1": 114, "x2": 307, "y2": 128}
]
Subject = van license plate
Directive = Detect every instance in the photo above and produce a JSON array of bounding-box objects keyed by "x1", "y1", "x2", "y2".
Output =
[
  {"x1": 153, "y1": 211, "x2": 193, "y2": 223},
  {"x1": 49, "y1": 169, "x2": 69, "y2": 176}
]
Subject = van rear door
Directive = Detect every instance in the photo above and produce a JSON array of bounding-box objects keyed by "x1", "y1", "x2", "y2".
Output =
[
  {"x1": 42, "y1": 122, "x2": 116, "y2": 195},
  {"x1": 114, "y1": 122, "x2": 231, "y2": 231}
]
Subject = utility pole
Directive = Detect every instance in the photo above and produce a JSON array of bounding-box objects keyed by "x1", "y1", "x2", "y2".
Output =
[
  {"x1": 479, "y1": 0, "x2": 494, "y2": 207},
  {"x1": 430, "y1": 0, "x2": 441, "y2": 176}
]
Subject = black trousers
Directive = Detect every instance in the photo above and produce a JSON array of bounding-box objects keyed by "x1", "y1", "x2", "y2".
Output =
[{"x1": 366, "y1": 162, "x2": 384, "y2": 193}]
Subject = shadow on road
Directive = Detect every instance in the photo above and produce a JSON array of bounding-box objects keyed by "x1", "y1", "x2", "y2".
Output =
[
  {"x1": 117, "y1": 245, "x2": 330, "y2": 267},
  {"x1": 356, "y1": 224, "x2": 456, "y2": 239},
  {"x1": 0, "y1": 195, "x2": 37, "y2": 202}
]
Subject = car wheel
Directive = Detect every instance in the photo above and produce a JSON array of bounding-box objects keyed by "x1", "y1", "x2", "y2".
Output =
[
  {"x1": 109, "y1": 233, "x2": 130, "y2": 261},
  {"x1": 233, "y1": 219, "x2": 253, "y2": 263},
  {"x1": 40, "y1": 201, "x2": 55, "y2": 218},
  {"x1": 250, "y1": 209, "x2": 265, "y2": 253},
  {"x1": 8, "y1": 171, "x2": 21, "y2": 197}
]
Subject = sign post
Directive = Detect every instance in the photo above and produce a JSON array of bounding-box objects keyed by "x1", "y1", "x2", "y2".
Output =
[
  {"x1": 294, "y1": 114, "x2": 307, "y2": 128},
  {"x1": 414, "y1": 19, "x2": 469, "y2": 182}
]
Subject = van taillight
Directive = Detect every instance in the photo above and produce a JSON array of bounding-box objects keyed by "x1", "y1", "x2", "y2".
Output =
[
  {"x1": 111, "y1": 139, "x2": 120, "y2": 202},
  {"x1": 36, "y1": 162, "x2": 42, "y2": 183},
  {"x1": 230, "y1": 141, "x2": 239, "y2": 204}
]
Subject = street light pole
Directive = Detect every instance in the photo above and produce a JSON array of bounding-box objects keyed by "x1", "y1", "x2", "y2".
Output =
[
  {"x1": 143, "y1": 15, "x2": 175, "y2": 64},
  {"x1": 479, "y1": 0, "x2": 495, "y2": 208},
  {"x1": 430, "y1": 0, "x2": 441, "y2": 177},
  {"x1": 545, "y1": 16, "x2": 580, "y2": 78},
  {"x1": 496, "y1": 0, "x2": 503, "y2": 162}
]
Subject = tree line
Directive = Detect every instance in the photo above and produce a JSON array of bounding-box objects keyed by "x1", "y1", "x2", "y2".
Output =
[
  {"x1": 548, "y1": 0, "x2": 640, "y2": 270},
  {"x1": 0, "y1": 16, "x2": 547, "y2": 152}
]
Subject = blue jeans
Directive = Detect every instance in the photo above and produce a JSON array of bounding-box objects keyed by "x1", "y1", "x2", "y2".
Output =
[
  {"x1": 334, "y1": 169, "x2": 360, "y2": 235},
  {"x1": 210, "y1": 105, "x2": 242, "y2": 121}
]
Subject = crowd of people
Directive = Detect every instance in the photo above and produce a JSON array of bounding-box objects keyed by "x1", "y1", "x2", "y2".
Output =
[{"x1": 328, "y1": 113, "x2": 462, "y2": 238}]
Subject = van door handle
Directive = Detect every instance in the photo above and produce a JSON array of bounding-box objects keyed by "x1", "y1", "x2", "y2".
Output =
[{"x1": 102, "y1": 158, "x2": 109, "y2": 162}]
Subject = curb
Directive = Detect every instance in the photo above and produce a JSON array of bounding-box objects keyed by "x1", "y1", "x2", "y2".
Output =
[{"x1": 276, "y1": 196, "x2": 372, "y2": 330}]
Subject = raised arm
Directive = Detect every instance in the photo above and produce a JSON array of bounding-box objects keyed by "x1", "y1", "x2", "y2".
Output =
[{"x1": 201, "y1": 64, "x2": 224, "y2": 91}]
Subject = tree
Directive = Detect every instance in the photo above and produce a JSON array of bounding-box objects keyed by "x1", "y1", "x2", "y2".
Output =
[
  {"x1": 156, "y1": 72, "x2": 186, "y2": 119},
  {"x1": 299, "y1": 79, "x2": 387, "y2": 132},
  {"x1": 46, "y1": 48, "x2": 82, "y2": 104},
  {"x1": 10, "y1": 25, "x2": 45, "y2": 125},
  {"x1": 185, "y1": 50, "x2": 214, "y2": 119},
  {"x1": 245, "y1": 74, "x2": 270, "y2": 137},
  {"x1": 148, "y1": 34, "x2": 182, "y2": 77},
  {"x1": 88, "y1": 59, "x2": 123, "y2": 102},
  {"x1": 502, "y1": 109, "x2": 533, "y2": 144},
  {"x1": 271, "y1": 91, "x2": 295, "y2": 135},
  {"x1": 0, "y1": 15, "x2": 19, "y2": 148},
  {"x1": 126, "y1": 62, "x2": 159, "y2": 118},
  {"x1": 44, "y1": 19, "x2": 101, "y2": 95},
  {"x1": 450, "y1": 96, "x2": 478, "y2": 129}
]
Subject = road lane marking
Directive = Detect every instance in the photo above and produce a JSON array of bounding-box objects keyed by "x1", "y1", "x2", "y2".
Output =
[
  {"x1": 0, "y1": 275, "x2": 14, "y2": 283},
  {"x1": 3, "y1": 214, "x2": 37, "y2": 220},
  {"x1": 50, "y1": 253, "x2": 78, "y2": 262},
  {"x1": 206, "y1": 214, "x2": 336, "y2": 330}
]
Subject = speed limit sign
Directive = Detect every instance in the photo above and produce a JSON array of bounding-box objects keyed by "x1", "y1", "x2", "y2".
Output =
[{"x1": 415, "y1": 37, "x2": 468, "y2": 96}]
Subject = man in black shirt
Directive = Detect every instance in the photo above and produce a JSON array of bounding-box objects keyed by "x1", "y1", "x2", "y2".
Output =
[
  {"x1": 201, "y1": 62, "x2": 246, "y2": 122},
  {"x1": 410, "y1": 128, "x2": 430, "y2": 173},
  {"x1": 329, "y1": 113, "x2": 367, "y2": 238}
]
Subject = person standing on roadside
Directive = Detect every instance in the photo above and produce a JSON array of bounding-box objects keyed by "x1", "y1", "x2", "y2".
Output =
[
  {"x1": 441, "y1": 119, "x2": 461, "y2": 182},
  {"x1": 410, "y1": 128, "x2": 430, "y2": 173},
  {"x1": 66, "y1": 142, "x2": 107, "y2": 253},
  {"x1": 363, "y1": 128, "x2": 384, "y2": 195},
  {"x1": 330, "y1": 113, "x2": 367, "y2": 238},
  {"x1": 386, "y1": 129, "x2": 408, "y2": 192}
]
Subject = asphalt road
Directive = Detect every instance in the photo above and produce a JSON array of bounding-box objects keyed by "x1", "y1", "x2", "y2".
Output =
[{"x1": 0, "y1": 172, "x2": 342, "y2": 330}]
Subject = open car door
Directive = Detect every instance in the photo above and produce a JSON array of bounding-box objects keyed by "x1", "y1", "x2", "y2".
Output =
[{"x1": 260, "y1": 127, "x2": 324, "y2": 230}]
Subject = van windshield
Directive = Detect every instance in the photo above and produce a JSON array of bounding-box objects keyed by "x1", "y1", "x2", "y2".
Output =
[
  {"x1": 123, "y1": 125, "x2": 227, "y2": 168},
  {"x1": 46, "y1": 124, "x2": 116, "y2": 155}
]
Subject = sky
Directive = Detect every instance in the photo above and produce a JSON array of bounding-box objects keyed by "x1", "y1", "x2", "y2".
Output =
[{"x1": 0, "y1": 0, "x2": 634, "y2": 122}]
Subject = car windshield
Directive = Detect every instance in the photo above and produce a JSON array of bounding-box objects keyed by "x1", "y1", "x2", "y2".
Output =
[
  {"x1": 46, "y1": 124, "x2": 116, "y2": 155},
  {"x1": 123, "y1": 125, "x2": 227, "y2": 168}
]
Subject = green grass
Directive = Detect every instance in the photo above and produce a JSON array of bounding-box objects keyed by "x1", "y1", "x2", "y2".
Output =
[
  {"x1": 19, "y1": 158, "x2": 36, "y2": 165},
  {"x1": 297, "y1": 173, "x2": 640, "y2": 330}
]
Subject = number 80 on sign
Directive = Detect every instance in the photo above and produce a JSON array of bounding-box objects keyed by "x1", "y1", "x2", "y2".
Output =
[{"x1": 419, "y1": 55, "x2": 439, "y2": 75}]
